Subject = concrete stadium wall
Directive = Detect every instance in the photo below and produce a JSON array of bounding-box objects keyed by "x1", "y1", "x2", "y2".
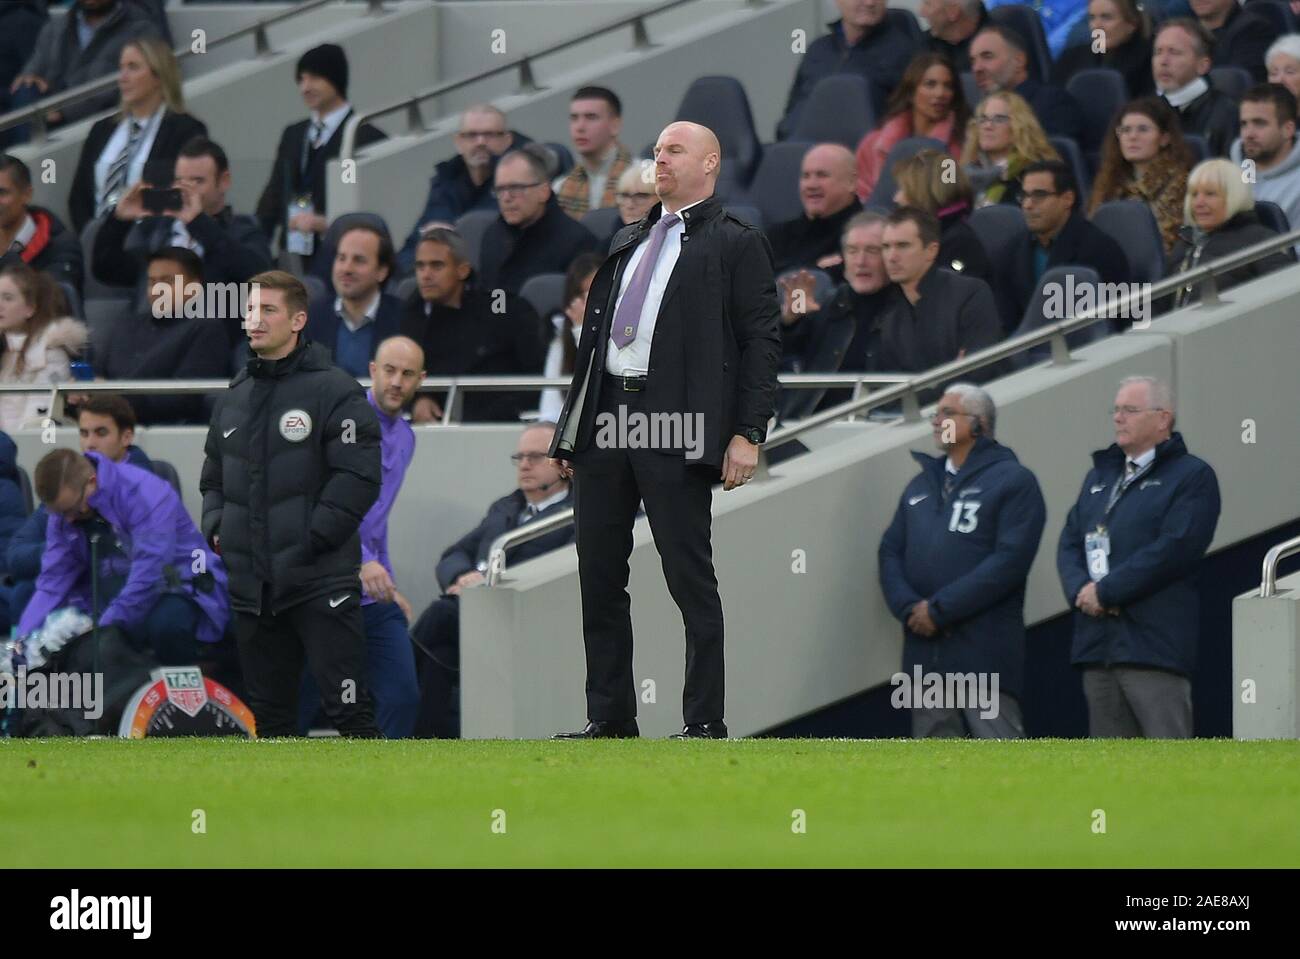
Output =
[{"x1": 458, "y1": 264, "x2": 1300, "y2": 738}]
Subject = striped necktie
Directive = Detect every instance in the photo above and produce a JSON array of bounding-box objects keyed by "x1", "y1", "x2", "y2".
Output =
[
  {"x1": 301, "y1": 119, "x2": 325, "y2": 176},
  {"x1": 100, "y1": 119, "x2": 143, "y2": 215}
]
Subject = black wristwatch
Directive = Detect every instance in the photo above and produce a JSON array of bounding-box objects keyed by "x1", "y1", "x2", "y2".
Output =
[{"x1": 738, "y1": 426, "x2": 765, "y2": 445}]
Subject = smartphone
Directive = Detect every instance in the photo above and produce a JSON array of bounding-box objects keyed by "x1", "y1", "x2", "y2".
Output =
[{"x1": 141, "y1": 187, "x2": 182, "y2": 215}]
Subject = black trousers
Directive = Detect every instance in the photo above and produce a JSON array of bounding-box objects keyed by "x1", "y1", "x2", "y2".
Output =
[
  {"x1": 234, "y1": 587, "x2": 381, "y2": 738},
  {"x1": 573, "y1": 374, "x2": 724, "y2": 725}
]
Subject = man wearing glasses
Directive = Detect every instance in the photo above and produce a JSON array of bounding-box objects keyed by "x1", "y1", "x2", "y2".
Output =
[
  {"x1": 477, "y1": 143, "x2": 598, "y2": 295},
  {"x1": 396, "y1": 105, "x2": 526, "y2": 275},
  {"x1": 410, "y1": 422, "x2": 575, "y2": 737},
  {"x1": 994, "y1": 160, "x2": 1131, "y2": 333},
  {"x1": 1057, "y1": 376, "x2": 1221, "y2": 738}
]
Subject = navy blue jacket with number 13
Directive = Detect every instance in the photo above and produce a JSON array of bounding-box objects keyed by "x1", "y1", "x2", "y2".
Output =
[{"x1": 879, "y1": 437, "x2": 1047, "y2": 699}]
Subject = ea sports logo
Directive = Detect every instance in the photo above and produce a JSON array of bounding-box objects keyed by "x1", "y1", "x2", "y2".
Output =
[{"x1": 279, "y1": 409, "x2": 312, "y2": 442}]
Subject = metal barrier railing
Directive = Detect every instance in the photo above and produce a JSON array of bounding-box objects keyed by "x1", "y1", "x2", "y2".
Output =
[
  {"x1": 1260, "y1": 535, "x2": 1300, "y2": 597},
  {"x1": 481, "y1": 226, "x2": 1300, "y2": 585},
  {"x1": 0, "y1": 0, "x2": 388, "y2": 139}
]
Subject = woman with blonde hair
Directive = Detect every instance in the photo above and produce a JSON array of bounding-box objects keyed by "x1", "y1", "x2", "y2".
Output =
[
  {"x1": 68, "y1": 35, "x2": 207, "y2": 232},
  {"x1": 1088, "y1": 97, "x2": 1193, "y2": 254},
  {"x1": 0, "y1": 262, "x2": 88, "y2": 431},
  {"x1": 1168, "y1": 158, "x2": 1293, "y2": 308},
  {"x1": 891, "y1": 148, "x2": 990, "y2": 280},
  {"x1": 961, "y1": 91, "x2": 1058, "y2": 207},
  {"x1": 855, "y1": 52, "x2": 968, "y2": 201}
]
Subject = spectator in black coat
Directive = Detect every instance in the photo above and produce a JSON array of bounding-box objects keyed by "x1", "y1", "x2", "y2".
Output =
[
  {"x1": 766, "y1": 143, "x2": 863, "y2": 286},
  {"x1": 304, "y1": 224, "x2": 402, "y2": 378},
  {"x1": 254, "y1": 44, "x2": 387, "y2": 270},
  {"x1": 8, "y1": 0, "x2": 159, "y2": 133},
  {"x1": 399, "y1": 227, "x2": 544, "y2": 423},
  {"x1": 67, "y1": 36, "x2": 206, "y2": 233},
  {"x1": 995, "y1": 160, "x2": 1132, "y2": 332},
  {"x1": 1194, "y1": 0, "x2": 1273, "y2": 81},
  {"x1": 0, "y1": 154, "x2": 83, "y2": 295},
  {"x1": 970, "y1": 23, "x2": 1087, "y2": 145},
  {"x1": 777, "y1": 1, "x2": 921, "y2": 139},
  {"x1": 892, "y1": 148, "x2": 992, "y2": 282},
  {"x1": 922, "y1": 0, "x2": 989, "y2": 74},
  {"x1": 477, "y1": 144, "x2": 599, "y2": 294},
  {"x1": 1153, "y1": 19, "x2": 1240, "y2": 157},
  {"x1": 91, "y1": 137, "x2": 271, "y2": 342},
  {"x1": 1167, "y1": 158, "x2": 1294, "y2": 308},
  {"x1": 94, "y1": 247, "x2": 229, "y2": 424},
  {"x1": 1052, "y1": 0, "x2": 1156, "y2": 97},
  {"x1": 877, "y1": 206, "x2": 1002, "y2": 381},
  {"x1": 396, "y1": 104, "x2": 532, "y2": 274},
  {"x1": 0, "y1": 1, "x2": 49, "y2": 147},
  {"x1": 410, "y1": 421, "x2": 576, "y2": 738}
]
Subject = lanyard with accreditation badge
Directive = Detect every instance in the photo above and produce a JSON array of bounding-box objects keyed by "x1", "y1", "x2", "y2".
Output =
[{"x1": 1085, "y1": 459, "x2": 1154, "y2": 582}]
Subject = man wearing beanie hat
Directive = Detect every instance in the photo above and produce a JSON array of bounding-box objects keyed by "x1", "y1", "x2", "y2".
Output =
[{"x1": 255, "y1": 43, "x2": 386, "y2": 270}]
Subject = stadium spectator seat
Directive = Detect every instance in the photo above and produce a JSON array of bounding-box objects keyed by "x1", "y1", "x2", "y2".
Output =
[
  {"x1": 1065, "y1": 68, "x2": 1128, "y2": 162},
  {"x1": 1091, "y1": 200, "x2": 1166, "y2": 284},
  {"x1": 969, "y1": 202, "x2": 1029, "y2": 270},
  {"x1": 303, "y1": 275, "x2": 328, "y2": 310},
  {"x1": 1011, "y1": 264, "x2": 1108, "y2": 367},
  {"x1": 84, "y1": 298, "x2": 131, "y2": 371},
  {"x1": 1049, "y1": 135, "x2": 1092, "y2": 197},
  {"x1": 886, "y1": 7, "x2": 925, "y2": 44},
  {"x1": 393, "y1": 275, "x2": 417, "y2": 303},
  {"x1": 311, "y1": 212, "x2": 393, "y2": 292},
  {"x1": 454, "y1": 209, "x2": 497, "y2": 272},
  {"x1": 674, "y1": 76, "x2": 763, "y2": 190},
  {"x1": 1246, "y1": 0, "x2": 1298, "y2": 34},
  {"x1": 150, "y1": 459, "x2": 182, "y2": 496},
  {"x1": 580, "y1": 206, "x2": 622, "y2": 242},
  {"x1": 541, "y1": 141, "x2": 574, "y2": 178},
  {"x1": 1253, "y1": 200, "x2": 1292, "y2": 236},
  {"x1": 519, "y1": 272, "x2": 565, "y2": 324},
  {"x1": 17, "y1": 465, "x2": 33, "y2": 516},
  {"x1": 1184, "y1": 134, "x2": 1209, "y2": 164},
  {"x1": 80, "y1": 218, "x2": 132, "y2": 302},
  {"x1": 1210, "y1": 66, "x2": 1253, "y2": 101},
  {"x1": 988, "y1": 4, "x2": 1053, "y2": 83},
  {"x1": 744, "y1": 141, "x2": 812, "y2": 226},
  {"x1": 58, "y1": 282, "x2": 84, "y2": 324},
  {"x1": 790, "y1": 74, "x2": 877, "y2": 150},
  {"x1": 724, "y1": 203, "x2": 763, "y2": 228},
  {"x1": 867, "y1": 137, "x2": 947, "y2": 209},
  {"x1": 961, "y1": 71, "x2": 979, "y2": 108}
]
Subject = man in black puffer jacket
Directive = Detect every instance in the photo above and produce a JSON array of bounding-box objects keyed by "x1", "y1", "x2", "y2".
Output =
[{"x1": 201, "y1": 270, "x2": 382, "y2": 737}]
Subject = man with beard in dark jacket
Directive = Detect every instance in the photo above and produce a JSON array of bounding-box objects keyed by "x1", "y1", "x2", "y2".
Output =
[
  {"x1": 0, "y1": 155, "x2": 83, "y2": 295},
  {"x1": 201, "y1": 270, "x2": 383, "y2": 738},
  {"x1": 477, "y1": 144, "x2": 599, "y2": 294},
  {"x1": 879, "y1": 383, "x2": 1046, "y2": 737},
  {"x1": 396, "y1": 105, "x2": 532, "y2": 275},
  {"x1": 1058, "y1": 376, "x2": 1220, "y2": 738}
]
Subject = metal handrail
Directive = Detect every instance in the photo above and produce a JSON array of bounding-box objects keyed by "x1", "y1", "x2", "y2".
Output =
[
  {"x1": 339, "y1": 0, "x2": 698, "y2": 159},
  {"x1": 482, "y1": 226, "x2": 1300, "y2": 584},
  {"x1": 1260, "y1": 535, "x2": 1300, "y2": 597},
  {"x1": 0, "y1": 0, "x2": 388, "y2": 138}
]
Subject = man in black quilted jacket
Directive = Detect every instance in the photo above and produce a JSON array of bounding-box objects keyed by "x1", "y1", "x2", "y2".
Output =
[{"x1": 200, "y1": 270, "x2": 382, "y2": 737}]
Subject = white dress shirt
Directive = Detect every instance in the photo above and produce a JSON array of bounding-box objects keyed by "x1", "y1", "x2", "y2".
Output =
[
  {"x1": 604, "y1": 196, "x2": 707, "y2": 375},
  {"x1": 310, "y1": 102, "x2": 352, "y2": 149},
  {"x1": 518, "y1": 486, "x2": 569, "y2": 524},
  {"x1": 93, "y1": 104, "x2": 166, "y2": 207},
  {"x1": 335, "y1": 290, "x2": 381, "y2": 334}
]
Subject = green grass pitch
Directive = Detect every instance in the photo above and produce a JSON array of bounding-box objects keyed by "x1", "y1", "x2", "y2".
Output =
[{"x1": 3, "y1": 738, "x2": 1298, "y2": 868}]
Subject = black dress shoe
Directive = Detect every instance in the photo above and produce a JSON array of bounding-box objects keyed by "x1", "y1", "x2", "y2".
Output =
[
  {"x1": 670, "y1": 721, "x2": 728, "y2": 739},
  {"x1": 553, "y1": 719, "x2": 640, "y2": 739}
]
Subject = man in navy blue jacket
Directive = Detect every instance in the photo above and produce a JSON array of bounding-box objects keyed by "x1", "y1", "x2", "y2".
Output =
[
  {"x1": 879, "y1": 383, "x2": 1046, "y2": 737},
  {"x1": 1057, "y1": 376, "x2": 1220, "y2": 738}
]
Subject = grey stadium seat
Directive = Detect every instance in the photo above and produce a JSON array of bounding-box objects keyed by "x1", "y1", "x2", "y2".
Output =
[
  {"x1": 1049, "y1": 135, "x2": 1092, "y2": 198},
  {"x1": 1091, "y1": 200, "x2": 1166, "y2": 285},
  {"x1": 969, "y1": 203, "x2": 1029, "y2": 266},
  {"x1": 17, "y1": 465, "x2": 33, "y2": 516},
  {"x1": 743, "y1": 141, "x2": 813, "y2": 227},
  {"x1": 581, "y1": 206, "x2": 623, "y2": 242},
  {"x1": 519, "y1": 273, "x2": 566, "y2": 323},
  {"x1": 1253, "y1": 200, "x2": 1291, "y2": 236},
  {"x1": 674, "y1": 76, "x2": 763, "y2": 189},
  {"x1": 1183, "y1": 134, "x2": 1208, "y2": 164},
  {"x1": 454, "y1": 209, "x2": 498, "y2": 272},
  {"x1": 84, "y1": 298, "x2": 131, "y2": 370},
  {"x1": 150, "y1": 459, "x2": 182, "y2": 496},
  {"x1": 1209, "y1": 66, "x2": 1253, "y2": 101},
  {"x1": 790, "y1": 74, "x2": 877, "y2": 150},
  {"x1": 1012, "y1": 265, "x2": 1109, "y2": 368},
  {"x1": 80, "y1": 216, "x2": 133, "y2": 302},
  {"x1": 1065, "y1": 68, "x2": 1128, "y2": 156}
]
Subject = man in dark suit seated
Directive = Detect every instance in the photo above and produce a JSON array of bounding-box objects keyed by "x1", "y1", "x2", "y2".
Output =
[
  {"x1": 92, "y1": 137, "x2": 271, "y2": 344},
  {"x1": 477, "y1": 143, "x2": 599, "y2": 295},
  {"x1": 398, "y1": 227, "x2": 543, "y2": 423},
  {"x1": 970, "y1": 23, "x2": 1086, "y2": 145},
  {"x1": 254, "y1": 43, "x2": 386, "y2": 272},
  {"x1": 995, "y1": 160, "x2": 1132, "y2": 331},
  {"x1": 305, "y1": 224, "x2": 402, "y2": 377},
  {"x1": 410, "y1": 421, "x2": 575, "y2": 738},
  {"x1": 766, "y1": 143, "x2": 863, "y2": 286},
  {"x1": 877, "y1": 206, "x2": 1002, "y2": 379},
  {"x1": 95, "y1": 246, "x2": 230, "y2": 425}
]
